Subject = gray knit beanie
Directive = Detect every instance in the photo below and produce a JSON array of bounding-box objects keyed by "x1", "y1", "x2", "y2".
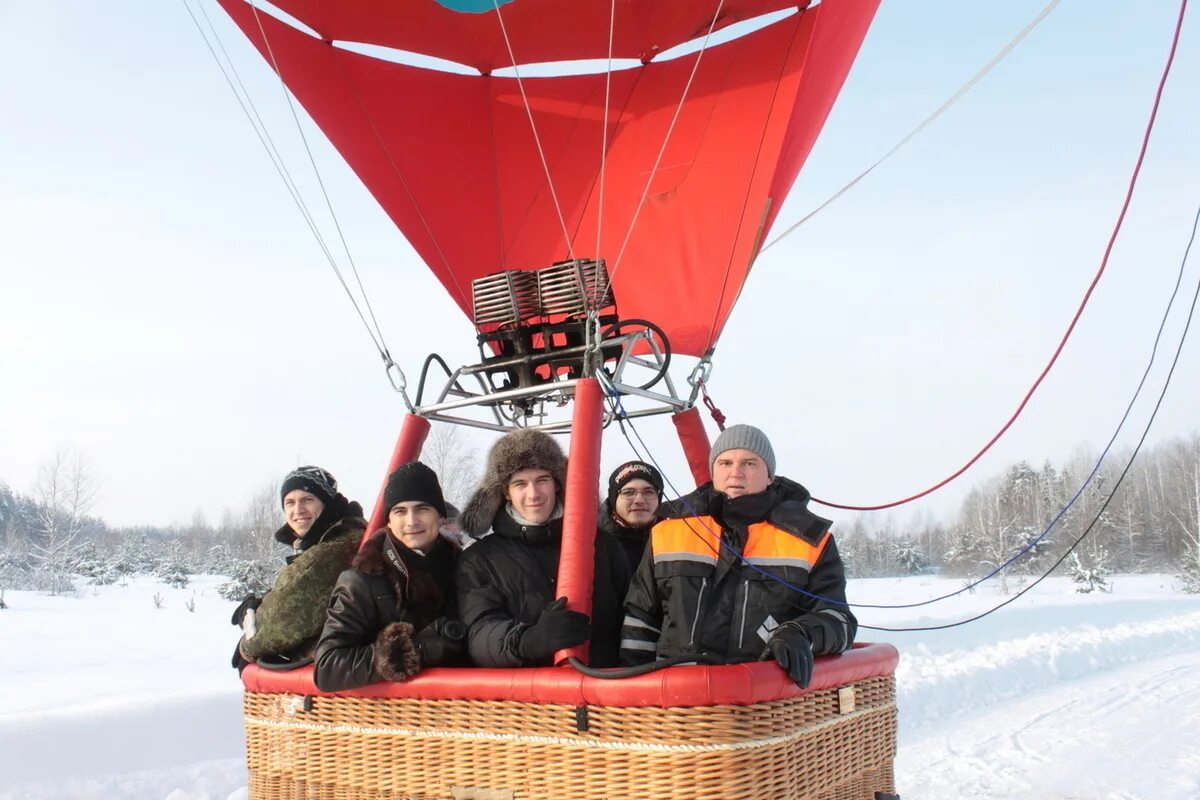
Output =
[{"x1": 710, "y1": 424, "x2": 776, "y2": 477}]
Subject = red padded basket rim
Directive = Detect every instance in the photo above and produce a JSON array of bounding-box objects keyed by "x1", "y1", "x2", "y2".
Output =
[{"x1": 241, "y1": 641, "x2": 897, "y2": 708}]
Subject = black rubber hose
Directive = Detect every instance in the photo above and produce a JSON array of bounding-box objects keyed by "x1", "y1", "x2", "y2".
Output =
[{"x1": 566, "y1": 653, "x2": 729, "y2": 679}]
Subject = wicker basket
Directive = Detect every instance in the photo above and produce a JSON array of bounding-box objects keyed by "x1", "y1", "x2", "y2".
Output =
[{"x1": 243, "y1": 643, "x2": 898, "y2": 800}]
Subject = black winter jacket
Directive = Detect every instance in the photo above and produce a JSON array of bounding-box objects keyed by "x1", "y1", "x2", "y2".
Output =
[
  {"x1": 456, "y1": 511, "x2": 631, "y2": 668},
  {"x1": 314, "y1": 531, "x2": 463, "y2": 691},
  {"x1": 621, "y1": 478, "x2": 856, "y2": 665},
  {"x1": 598, "y1": 503, "x2": 651, "y2": 594}
]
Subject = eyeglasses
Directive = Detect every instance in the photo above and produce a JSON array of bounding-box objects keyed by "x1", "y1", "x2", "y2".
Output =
[{"x1": 617, "y1": 488, "x2": 658, "y2": 500}]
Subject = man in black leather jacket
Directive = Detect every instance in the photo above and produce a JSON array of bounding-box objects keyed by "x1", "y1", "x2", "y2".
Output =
[
  {"x1": 314, "y1": 461, "x2": 466, "y2": 691},
  {"x1": 457, "y1": 429, "x2": 630, "y2": 668}
]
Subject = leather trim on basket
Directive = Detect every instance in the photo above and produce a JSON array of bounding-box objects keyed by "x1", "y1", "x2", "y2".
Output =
[{"x1": 242, "y1": 641, "x2": 899, "y2": 708}]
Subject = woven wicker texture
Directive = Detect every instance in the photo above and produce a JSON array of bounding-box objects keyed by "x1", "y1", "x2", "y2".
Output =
[{"x1": 245, "y1": 676, "x2": 896, "y2": 799}]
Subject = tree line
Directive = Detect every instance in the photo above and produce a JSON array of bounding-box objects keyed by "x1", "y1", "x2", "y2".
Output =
[
  {"x1": 3, "y1": 431, "x2": 1198, "y2": 602},
  {"x1": 836, "y1": 432, "x2": 1200, "y2": 591}
]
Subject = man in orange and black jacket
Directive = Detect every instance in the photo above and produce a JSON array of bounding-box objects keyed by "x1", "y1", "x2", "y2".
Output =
[{"x1": 620, "y1": 424, "x2": 856, "y2": 687}]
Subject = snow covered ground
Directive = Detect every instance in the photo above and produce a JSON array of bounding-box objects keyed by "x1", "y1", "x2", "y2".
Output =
[{"x1": 1, "y1": 574, "x2": 1198, "y2": 799}]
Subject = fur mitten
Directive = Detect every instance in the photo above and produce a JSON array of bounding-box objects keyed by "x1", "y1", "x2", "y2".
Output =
[{"x1": 373, "y1": 622, "x2": 422, "y2": 682}]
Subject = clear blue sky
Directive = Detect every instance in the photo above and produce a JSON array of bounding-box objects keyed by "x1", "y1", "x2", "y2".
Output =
[{"x1": 2, "y1": 1, "x2": 1197, "y2": 528}]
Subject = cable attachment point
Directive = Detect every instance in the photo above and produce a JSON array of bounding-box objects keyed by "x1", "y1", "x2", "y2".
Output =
[
  {"x1": 382, "y1": 353, "x2": 415, "y2": 412},
  {"x1": 701, "y1": 384, "x2": 727, "y2": 431}
]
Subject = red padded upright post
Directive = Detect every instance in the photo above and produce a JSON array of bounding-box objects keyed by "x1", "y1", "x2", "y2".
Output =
[
  {"x1": 672, "y1": 407, "x2": 712, "y2": 487},
  {"x1": 554, "y1": 378, "x2": 604, "y2": 665},
  {"x1": 364, "y1": 414, "x2": 432, "y2": 541}
]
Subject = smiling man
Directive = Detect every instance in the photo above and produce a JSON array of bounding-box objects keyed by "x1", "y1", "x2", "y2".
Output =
[
  {"x1": 620, "y1": 425, "x2": 856, "y2": 688},
  {"x1": 232, "y1": 466, "x2": 365, "y2": 670},
  {"x1": 600, "y1": 460, "x2": 664, "y2": 580},
  {"x1": 457, "y1": 429, "x2": 630, "y2": 668},
  {"x1": 314, "y1": 461, "x2": 466, "y2": 691}
]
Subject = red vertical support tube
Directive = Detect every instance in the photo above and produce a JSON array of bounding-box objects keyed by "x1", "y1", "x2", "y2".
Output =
[
  {"x1": 554, "y1": 377, "x2": 604, "y2": 666},
  {"x1": 363, "y1": 414, "x2": 432, "y2": 542},
  {"x1": 672, "y1": 407, "x2": 712, "y2": 487}
]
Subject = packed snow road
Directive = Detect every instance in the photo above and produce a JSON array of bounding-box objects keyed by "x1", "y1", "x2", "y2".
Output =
[{"x1": 1, "y1": 575, "x2": 1197, "y2": 799}]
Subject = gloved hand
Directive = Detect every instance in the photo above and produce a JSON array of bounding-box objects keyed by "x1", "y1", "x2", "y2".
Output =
[
  {"x1": 761, "y1": 622, "x2": 814, "y2": 688},
  {"x1": 231, "y1": 640, "x2": 250, "y2": 672},
  {"x1": 517, "y1": 597, "x2": 590, "y2": 661},
  {"x1": 373, "y1": 622, "x2": 422, "y2": 682},
  {"x1": 230, "y1": 594, "x2": 262, "y2": 627},
  {"x1": 413, "y1": 617, "x2": 467, "y2": 667}
]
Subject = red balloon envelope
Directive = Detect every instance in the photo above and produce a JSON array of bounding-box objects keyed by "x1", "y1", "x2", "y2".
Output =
[{"x1": 217, "y1": 0, "x2": 879, "y2": 357}]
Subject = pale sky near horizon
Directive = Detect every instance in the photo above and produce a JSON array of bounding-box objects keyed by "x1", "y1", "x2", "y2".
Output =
[{"x1": 2, "y1": 1, "x2": 1198, "y2": 530}]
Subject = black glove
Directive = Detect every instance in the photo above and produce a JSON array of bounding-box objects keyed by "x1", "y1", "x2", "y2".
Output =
[
  {"x1": 761, "y1": 622, "x2": 814, "y2": 688},
  {"x1": 373, "y1": 622, "x2": 422, "y2": 682},
  {"x1": 413, "y1": 617, "x2": 467, "y2": 667},
  {"x1": 230, "y1": 594, "x2": 262, "y2": 627},
  {"x1": 517, "y1": 597, "x2": 590, "y2": 661}
]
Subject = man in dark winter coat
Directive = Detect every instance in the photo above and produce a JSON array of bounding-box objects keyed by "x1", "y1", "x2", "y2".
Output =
[
  {"x1": 232, "y1": 466, "x2": 366, "y2": 669},
  {"x1": 621, "y1": 425, "x2": 857, "y2": 688},
  {"x1": 314, "y1": 461, "x2": 465, "y2": 691},
  {"x1": 599, "y1": 460, "x2": 664, "y2": 580},
  {"x1": 457, "y1": 429, "x2": 630, "y2": 668}
]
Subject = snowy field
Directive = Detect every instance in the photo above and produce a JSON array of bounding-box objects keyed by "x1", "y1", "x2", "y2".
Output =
[{"x1": 1, "y1": 574, "x2": 1198, "y2": 800}]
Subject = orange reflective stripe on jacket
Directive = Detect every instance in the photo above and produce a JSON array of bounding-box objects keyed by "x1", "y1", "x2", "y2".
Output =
[
  {"x1": 650, "y1": 516, "x2": 720, "y2": 565},
  {"x1": 745, "y1": 522, "x2": 830, "y2": 570},
  {"x1": 651, "y1": 516, "x2": 830, "y2": 570}
]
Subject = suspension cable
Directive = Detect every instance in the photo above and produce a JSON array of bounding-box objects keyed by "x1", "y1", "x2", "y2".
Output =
[
  {"x1": 246, "y1": 1, "x2": 395, "y2": 365},
  {"x1": 182, "y1": 0, "x2": 385, "y2": 360},
  {"x1": 490, "y1": 0, "x2": 577, "y2": 265},
  {"x1": 604, "y1": 195, "x2": 1198, "y2": 616},
  {"x1": 866, "y1": 202, "x2": 1200, "y2": 631},
  {"x1": 812, "y1": 0, "x2": 1190, "y2": 511},
  {"x1": 592, "y1": 0, "x2": 617, "y2": 300},
  {"x1": 598, "y1": 0, "x2": 728, "y2": 305},
  {"x1": 760, "y1": 0, "x2": 1063, "y2": 251}
]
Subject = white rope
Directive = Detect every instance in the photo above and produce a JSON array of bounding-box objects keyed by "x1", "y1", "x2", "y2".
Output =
[
  {"x1": 247, "y1": 0, "x2": 394, "y2": 363},
  {"x1": 591, "y1": 0, "x2": 618, "y2": 308},
  {"x1": 760, "y1": 0, "x2": 1064, "y2": 252},
  {"x1": 247, "y1": 702, "x2": 893, "y2": 752},
  {"x1": 604, "y1": 0, "x2": 728, "y2": 297},
  {"x1": 182, "y1": 0, "x2": 379, "y2": 356},
  {"x1": 491, "y1": 0, "x2": 577, "y2": 265}
]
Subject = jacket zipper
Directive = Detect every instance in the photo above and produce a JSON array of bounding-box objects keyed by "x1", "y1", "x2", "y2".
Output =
[
  {"x1": 737, "y1": 579, "x2": 750, "y2": 650},
  {"x1": 689, "y1": 578, "x2": 708, "y2": 648}
]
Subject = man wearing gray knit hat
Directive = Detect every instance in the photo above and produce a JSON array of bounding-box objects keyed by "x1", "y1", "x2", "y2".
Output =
[{"x1": 622, "y1": 423, "x2": 856, "y2": 688}]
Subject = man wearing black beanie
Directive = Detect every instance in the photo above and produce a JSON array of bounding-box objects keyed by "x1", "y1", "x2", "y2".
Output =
[
  {"x1": 600, "y1": 460, "x2": 664, "y2": 580},
  {"x1": 315, "y1": 461, "x2": 466, "y2": 690},
  {"x1": 232, "y1": 465, "x2": 366, "y2": 670}
]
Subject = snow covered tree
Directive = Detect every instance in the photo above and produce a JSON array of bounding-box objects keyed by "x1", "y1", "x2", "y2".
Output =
[
  {"x1": 1067, "y1": 550, "x2": 1111, "y2": 594},
  {"x1": 30, "y1": 450, "x2": 99, "y2": 594},
  {"x1": 891, "y1": 538, "x2": 929, "y2": 575},
  {"x1": 218, "y1": 559, "x2": 276, "y2": 600}
]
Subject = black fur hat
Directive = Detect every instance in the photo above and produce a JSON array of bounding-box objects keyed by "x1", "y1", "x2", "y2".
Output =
[{"x1": 461, "y1": 429, "x2": 566, "y2": 536}]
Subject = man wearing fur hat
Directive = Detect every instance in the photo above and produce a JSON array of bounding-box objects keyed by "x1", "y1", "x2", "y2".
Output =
[
  {"x1": 600, "y1": 460, "x2": 664, "y2": 580},
  {"x1": 457, "y1": 429, "x2": 631, "y2": 668},
  {"x1": 314, "y1": 461, "x2": 466, "y2": 690},
  {"x1": 232, "y1": 466, "x2": 366, "y2": 669},
  {"x1": 621, "y1": 425, "x2": 856, "y2": 688}
]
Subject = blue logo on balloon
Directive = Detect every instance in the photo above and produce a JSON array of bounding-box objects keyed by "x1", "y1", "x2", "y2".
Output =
[{"x1": 435, "y1": 0, "x2": 517, "y2": 12}]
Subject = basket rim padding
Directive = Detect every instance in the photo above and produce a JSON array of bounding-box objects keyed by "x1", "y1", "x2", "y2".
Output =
[{"x1": 241, "y1": 641, "x2": 898, "y2": 708}]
